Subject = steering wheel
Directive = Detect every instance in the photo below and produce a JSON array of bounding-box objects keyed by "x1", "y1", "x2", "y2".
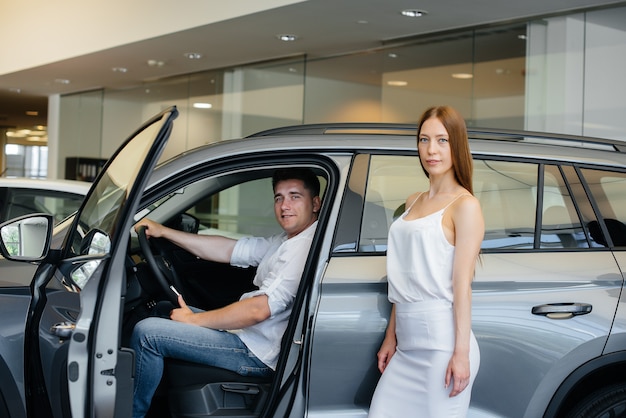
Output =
[{"x1": 136, "y1": 226, "x2": 183, "y2": 305}]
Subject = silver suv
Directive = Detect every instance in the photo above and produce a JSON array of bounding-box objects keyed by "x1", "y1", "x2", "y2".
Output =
[{"x1": 0, "y1": 107, "x2": 625, "y2": 418}]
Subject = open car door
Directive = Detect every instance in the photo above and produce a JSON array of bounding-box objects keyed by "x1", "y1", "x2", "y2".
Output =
[{"x1": 17, "y1": 107, "x2": 177, "y2": 418}]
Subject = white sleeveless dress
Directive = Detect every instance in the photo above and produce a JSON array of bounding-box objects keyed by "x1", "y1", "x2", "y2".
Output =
[{"x1": 368, "y1": 196, "x2": 480, "y2": 418}]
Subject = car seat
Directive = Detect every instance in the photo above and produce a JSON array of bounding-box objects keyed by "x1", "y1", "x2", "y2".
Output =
[
  {"x1": 587, "y1": 218, "x2": 626, "y2": 247},
  {"x1": 164, "y1": 359, "x2": 273, "y2": 417}
]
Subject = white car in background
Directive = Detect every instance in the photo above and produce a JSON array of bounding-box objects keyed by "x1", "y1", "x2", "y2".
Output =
[{"x1": 0, "y1": 178, "x2": 90, "y2": 224}]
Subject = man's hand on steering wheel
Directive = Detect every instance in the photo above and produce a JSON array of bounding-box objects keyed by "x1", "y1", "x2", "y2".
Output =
[{"x1": 135, "y1": 218, "x2": 164, "y2": 238}]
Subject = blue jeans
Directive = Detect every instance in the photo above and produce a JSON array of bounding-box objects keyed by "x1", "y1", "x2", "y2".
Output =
[{"x1": 130, "y1": 317, "x2": 271, "y2": 418}]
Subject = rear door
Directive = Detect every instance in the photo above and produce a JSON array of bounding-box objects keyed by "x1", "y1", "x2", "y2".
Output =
[
  {"x1": 469, "y1": 160, "x2": 621, "y2": 417},
  {"x1": 26, "y1": 107, "x2": 178, "y2": 418},
  {"x1": 581, "y1": 168, "x2": 626, "y2": 354}
]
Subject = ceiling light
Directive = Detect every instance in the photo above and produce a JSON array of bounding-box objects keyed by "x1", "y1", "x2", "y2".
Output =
[
  {"x1": 112, "y1": 67, "x2": 128, "y2": 73},
  {"x1": 9, "y1": 88, "x2": 21, "y2": 93},
  {"x1": 55, "y1": 78, "x2": 70, "y2": 84},
  {"x1": 388, "y1": 53, "x2": 398, "y2": 58},
  {"x1": 401, "y1": 9, "x2": 428, "y2": 17},
  {"x1": 452, "y1": 73, "x2": 474, "y2": 79},
  {"x1": 387, "y1": 80, "x2": 408, "y2": 86},
  {"x1": 147, "y1": 59, "x2": 165, "y2": 67},
  {"x1": 184, "y1": 52, "x2": 203, "y2": 60},
  {"x1": 193, "y1": 102, "x2": 212, "y2": 109},
  {"x1": 276, "y1": 34, "x2": 298, "y2": 42}
]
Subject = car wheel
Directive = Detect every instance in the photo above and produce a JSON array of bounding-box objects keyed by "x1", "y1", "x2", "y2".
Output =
[{"x1": 567, "y1": 383, "x2": 626, "y2": 418}]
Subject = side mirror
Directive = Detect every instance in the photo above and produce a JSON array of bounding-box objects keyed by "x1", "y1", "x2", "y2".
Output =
[
  {"x1": 80, "y1": 228, "x2": 111, "y2": 255},
  {"x1": 0, "y1": 214, "x2": 53, "y2": 261},
  {"x1": 179, "y1": 213, "x2": 200, "y2": 234},
  {"x1": 164, "y1": 213, "x2": 199, "y2": 234}
]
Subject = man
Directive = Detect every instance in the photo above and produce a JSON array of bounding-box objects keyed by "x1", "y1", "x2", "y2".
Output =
[{"x1": 130, "y1": 168, "x2": 321, "y2": 418}]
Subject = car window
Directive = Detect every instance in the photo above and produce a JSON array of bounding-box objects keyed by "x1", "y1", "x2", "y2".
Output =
[
  {"x1": 3, "y1": 188, "x2": 84, "y2": 224},
  {"x1": 67, "y1": 112, "x2": 174, "y2": 259},
  {"x1": 138, "y1": 168, "x2": 328, "y2": 240},
  {"x1": 190, "y1": 177, "x2": 282, "y2": 239},
  {"x1": 360, "y1": 155, "x2": 546, "y2": 252},
  {"x1": 580, "y1": 168, "x2": 626, "y2": 247},
  {"x1": 540, "y1": 165, "x2": 589, "y2": 248},
  {"x1": 359, "y1": 155, "x2": 428, "y2": 252},
  {"x1": 474, "y1": 160, "x2": 538, "y2": 250},
  {"x1": 359, "y1": 155, "x2": 624, "y2": 252}
]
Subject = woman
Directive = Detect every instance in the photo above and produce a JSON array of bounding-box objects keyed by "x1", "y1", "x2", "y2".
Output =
[{"x1": 368, "y1": 106, "x2": 484, "y2": 417}]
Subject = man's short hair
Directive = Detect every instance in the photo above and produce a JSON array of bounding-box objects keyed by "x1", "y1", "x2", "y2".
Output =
[{"x1": 272, "y1": 167, "x2": 321, "y2": 197}]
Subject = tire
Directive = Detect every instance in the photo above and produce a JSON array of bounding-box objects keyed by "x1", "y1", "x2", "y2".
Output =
[{"x1": 567, "y1": 383, "x2": 626, "y2": 418}]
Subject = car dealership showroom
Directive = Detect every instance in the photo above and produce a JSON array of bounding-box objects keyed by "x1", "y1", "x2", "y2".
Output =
[{"x1": 0, "y1": 1, "x2": 626, "y2": 417}]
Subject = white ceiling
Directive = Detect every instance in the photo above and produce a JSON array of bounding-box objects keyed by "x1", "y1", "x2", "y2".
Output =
[{"x1": 0, "y1": 0, "x2": 623, "y2": 130}]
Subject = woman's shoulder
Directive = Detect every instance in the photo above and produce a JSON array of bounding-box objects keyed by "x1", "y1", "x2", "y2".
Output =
[
  {"x1": 404, "y1": 191, "x2": 423, "y2": 207},
  {"x1": 450, "y1": 192, "x2": 482, "y2": 218}
]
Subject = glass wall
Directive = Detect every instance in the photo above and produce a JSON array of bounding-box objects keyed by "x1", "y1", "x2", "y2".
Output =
[
  {"x1": 526, "y1": 7, "x2": 626, "y2": 139},
  {"x1": 1, "y1": 125, "x2": 49, "y2": 178},
  {"x1": 304, "y1": 24, "x2": 526, "y2": 128},
  {"x1": 56, "y1": 5, "x2": 626, "y2": 178},
  {"x1": 4, "y1": 143, "x2": 48, "y2": 178}
]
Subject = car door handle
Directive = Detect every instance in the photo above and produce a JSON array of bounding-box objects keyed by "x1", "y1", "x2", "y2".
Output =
[
  {"x1": 51, "y1": 322, "x2": 75, "y2": 339},
  {"x1": 531, "y1": 303, "x2": 592, "y2": 320}
]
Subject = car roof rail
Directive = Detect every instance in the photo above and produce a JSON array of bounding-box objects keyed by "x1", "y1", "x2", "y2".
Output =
[
  {"x1": 467, "y1": 128, "x2": 626, "y2": 152},
  {"x1": 246, "y1": 123, "x2": 417, "y2": 137},
  {"x1": 247, "y1": 123, "x2": 626, "y2": 153}
]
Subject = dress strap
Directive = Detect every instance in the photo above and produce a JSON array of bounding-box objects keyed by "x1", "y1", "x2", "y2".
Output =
[{"x1": 441, "y1": 193, "x2": 470, "y2": 214}]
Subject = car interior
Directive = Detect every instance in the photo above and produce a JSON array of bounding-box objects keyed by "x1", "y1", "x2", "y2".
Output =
[{"x1": 115, "y1": 166, "x2": 328, "y2": 418}]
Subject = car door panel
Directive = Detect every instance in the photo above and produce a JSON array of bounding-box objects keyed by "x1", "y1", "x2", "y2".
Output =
[
  {"x1": 307, "y1": 255, "x2": 387, "y2": 417},
  {"x1": 471, "y1": 252, "x2": 621, "y2": 417},
  {"x1": 307, "y1": 251, "x2": 621, "y2": 418},
  {"x1": 38, "y1": 284, "x2": 80, "y2": 418},
  {"x1": 0, "y1": 290, "x2": 30, "y2": 418}
]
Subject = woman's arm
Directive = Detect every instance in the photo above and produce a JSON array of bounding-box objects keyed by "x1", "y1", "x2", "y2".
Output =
[
  {"x1": 377, "y1": 304, "x2": 397, "y2": 373},
  {"x1": 446, "y1": 195, "x2": 484, "y2": 397}
]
